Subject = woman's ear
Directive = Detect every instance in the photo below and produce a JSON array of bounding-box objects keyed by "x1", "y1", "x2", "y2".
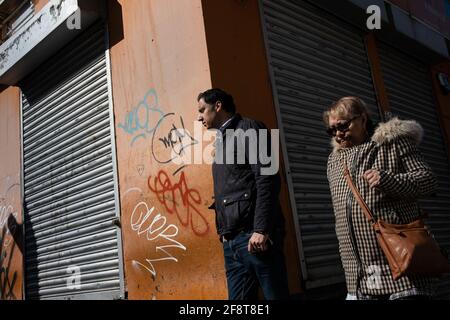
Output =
[{"x1": 362, "y1": 114, "x2": 367, "y2": 126}]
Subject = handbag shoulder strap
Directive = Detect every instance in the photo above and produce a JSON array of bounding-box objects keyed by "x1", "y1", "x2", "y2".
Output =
[{"x1": 341, "y1": 160, "x2": 376, "y2": 225}]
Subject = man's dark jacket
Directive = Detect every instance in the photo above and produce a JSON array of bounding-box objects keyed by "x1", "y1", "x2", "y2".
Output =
[{"x1": 210, "y1": 114, "x2": 285, "y2": 239}]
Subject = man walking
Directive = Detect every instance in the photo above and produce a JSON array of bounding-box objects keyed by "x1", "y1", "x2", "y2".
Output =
[{"x1": 197, "y1": 88, "x2": 289, "y2": 300}]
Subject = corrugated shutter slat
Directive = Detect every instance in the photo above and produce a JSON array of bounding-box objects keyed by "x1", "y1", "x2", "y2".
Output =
[
  {"x1": 21, "y1": 21, "x2": 123, "y2": 300},
  {"x1": 378, "y1": 42, "x2": 450, "y2": 299},
  {"x1": 261, "y1": 0, "x2": 380, "y2": 290}
]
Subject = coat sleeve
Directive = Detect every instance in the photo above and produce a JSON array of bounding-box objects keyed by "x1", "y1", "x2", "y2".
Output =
[
  {"x1": 377, "y1": 136, "x2": 437, "y2": 199},
  {"x1": 243, "y1": 120, "x2": 280, "y2": 234}
]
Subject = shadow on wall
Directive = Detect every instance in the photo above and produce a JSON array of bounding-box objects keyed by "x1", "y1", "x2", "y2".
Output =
[
  {"x1": 22, "y1": 201, "x2": 38, "y2": 300},
  {"x1": 107, "y1": 0, "x2": 124, "y2": 49},
  {"x1": 0, "y1": 212, "x2": 23, "y2": 300}
]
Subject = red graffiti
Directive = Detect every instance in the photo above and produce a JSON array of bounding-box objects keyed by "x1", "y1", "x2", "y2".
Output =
[{"x1": 148, "y1": 170, "x2": 209, "y2": 236}]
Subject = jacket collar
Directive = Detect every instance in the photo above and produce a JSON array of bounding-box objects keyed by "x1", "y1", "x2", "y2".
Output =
[
  {"x1": 219, "y1": 113, "x2": 242, "y2": 134},
  {"x1": 331, "y1": 117, "x2": 424, "y2": 153}
]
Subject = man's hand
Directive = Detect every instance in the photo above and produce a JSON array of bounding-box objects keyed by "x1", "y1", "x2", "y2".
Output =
[
  {"x1": 363, "y1": 169, "x2": 381, "y2": 188},
  {"x1": 248, "y1": 232, "x2": 270, "y2": 253}
]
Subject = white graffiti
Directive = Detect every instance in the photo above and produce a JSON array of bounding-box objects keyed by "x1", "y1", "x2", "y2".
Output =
[
  {"x1": 0, "y1": 177, "x2": 20, "y2": 249},
  {"x1": 0, "y1": 203, "x2": 16, "y2": 229},
  {"x1": 1, "y1": 176, "x2": 20, "y2": 300},
  {"x1": 127, "y1": 189, "x2": 186, "y2": 278}
]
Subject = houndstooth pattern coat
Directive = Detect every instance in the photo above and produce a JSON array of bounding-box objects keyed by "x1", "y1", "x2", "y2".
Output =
[{"x1": 327, "y1": 117, "x2": 438, "y2": 296}]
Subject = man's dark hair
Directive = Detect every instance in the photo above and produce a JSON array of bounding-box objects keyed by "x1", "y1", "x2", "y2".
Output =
[{"x1": 197, "y1": 88, "x2": 236, "y2": 114}]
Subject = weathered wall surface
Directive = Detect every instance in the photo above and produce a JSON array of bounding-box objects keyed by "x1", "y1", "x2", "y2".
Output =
[
  {"x1": 201, "y1": 0, "x2": 302, "y2": 294},
  {"x1": 32, "y1": 0, "x2": 49, "y2": 13},
  {"x1": 431, "y1": 61, "x2": 450, "y2": 160},
  {"x1": 0, "y1": 86, "x2": 23, "y2": 300},
  {"x1": 108, "y1": 0, "x2": 227, "y2": 299}
]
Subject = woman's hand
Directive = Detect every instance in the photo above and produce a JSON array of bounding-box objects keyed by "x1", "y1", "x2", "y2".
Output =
[{"x1": 363, "y1": 169, "x2": 381, "y2": 188}]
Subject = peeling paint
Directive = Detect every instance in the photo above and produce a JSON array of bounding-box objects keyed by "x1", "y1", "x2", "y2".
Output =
[
  {"x1": 0, "y1": 0, "x2": 80, "y2": 82},
  {"x1": 0, "y1": 12, "x2": 47, "y2": 69},
  {"x1": 49, "y1": 0, "x2": 64, "y2": 20}
]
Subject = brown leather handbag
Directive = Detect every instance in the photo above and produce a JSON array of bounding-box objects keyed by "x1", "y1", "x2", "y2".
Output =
[{"x1": 343, "y1": 163, "x2": 450, "y2": 281}]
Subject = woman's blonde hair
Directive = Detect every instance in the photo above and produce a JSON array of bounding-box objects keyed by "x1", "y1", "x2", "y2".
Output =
[{"x1": 322, "y1": 96, "x2": 370, "y2": 125}]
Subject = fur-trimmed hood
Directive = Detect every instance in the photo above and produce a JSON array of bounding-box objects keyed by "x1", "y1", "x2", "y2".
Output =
[{"x1": 331, "y1": 117, "x2": 423, "y2": 152}]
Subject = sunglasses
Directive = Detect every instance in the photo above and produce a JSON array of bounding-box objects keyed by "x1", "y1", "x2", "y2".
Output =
[{"x1": 326, "y1": 115, "x2": 361, "y2": 137}]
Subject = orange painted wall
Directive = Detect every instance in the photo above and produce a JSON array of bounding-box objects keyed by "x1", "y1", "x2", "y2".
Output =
[
  {"x1": 31, "y1": 0, "x2": 48, "y2": 13},
  {"x1": 431, "y1": 61, "x2": 450, "y2": 159},
  {"x1": 201, "y1": 0, "x2": 302, "y2": 294},
  {"x1": 0, "y1": 86, "x2": 23, "y2": 300},
  {"x1": 366, "y1": 34, "x2": 390, "y2": 117},
  {"x1": 107, "y1": 0, "x2": 227, "y2": 299}
]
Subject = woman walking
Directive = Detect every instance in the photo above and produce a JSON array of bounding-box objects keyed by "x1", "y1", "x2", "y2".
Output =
[{"x1": 324, "y1": 96, "x2": 437, "y2": 300}]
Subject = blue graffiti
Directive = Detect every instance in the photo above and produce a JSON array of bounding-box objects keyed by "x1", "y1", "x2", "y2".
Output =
[{"x1": 118, "y1": 89, "x2": 165, "y2": 146}]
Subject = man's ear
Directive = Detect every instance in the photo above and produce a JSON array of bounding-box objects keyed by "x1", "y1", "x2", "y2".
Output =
[{"x1": 215, "y1": 101, "x2": 222, "y2": 112}]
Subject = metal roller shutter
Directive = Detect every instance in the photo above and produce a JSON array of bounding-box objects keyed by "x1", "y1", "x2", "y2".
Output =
[
  {"x1": 20, "y1": 21, "x2": 124, "y2": 300},
  {"x1": 260, "y1": 0, "x2": 380, "y2": 290},
  {"x1": 378, "y1": 42, "x2": 450, "y2": 299},
  {"x1": 2, "y1": 1, "x2": 35, "y2": 40}
]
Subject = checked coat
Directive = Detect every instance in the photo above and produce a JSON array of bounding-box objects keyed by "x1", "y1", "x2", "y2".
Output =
[{"x1": 327, "y1": 117, "x2": 438, "y2": 296}]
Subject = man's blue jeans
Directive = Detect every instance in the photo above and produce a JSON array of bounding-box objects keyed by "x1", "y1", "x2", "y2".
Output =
[{"x1": 222, "y1": 231, "x2": 290, "y2": 300}]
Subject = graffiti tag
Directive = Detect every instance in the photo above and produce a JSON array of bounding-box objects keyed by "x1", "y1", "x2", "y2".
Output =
[
  {"x1": 151, "y1": 113, "x2": 198, "y2": 164},
  {"x1": 128, "y1": 194, "x2": 186, "y2": 279},
  {"x1": 148, "y1": 170, "x2": 209, "y2": 236},
  {"x1": 118, "y1": 89, "x2": 165, "y2": 146},
  {"x1": 0, "y1": 177, "x2": 20, "y2": 300},
  {"x1": 124, "y1": 188, "x2": 187, "y2": 279}
]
